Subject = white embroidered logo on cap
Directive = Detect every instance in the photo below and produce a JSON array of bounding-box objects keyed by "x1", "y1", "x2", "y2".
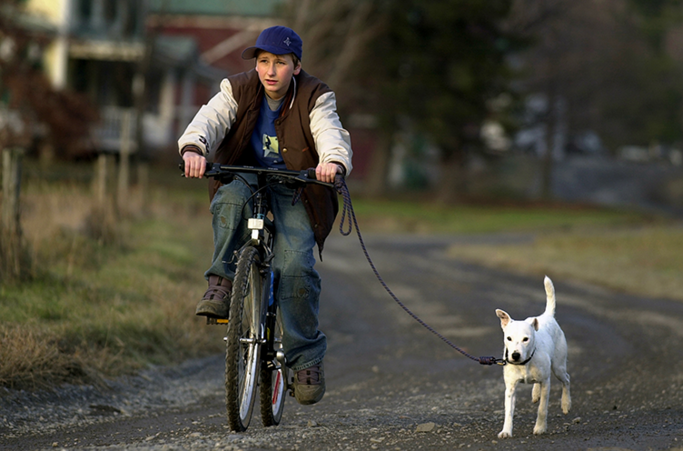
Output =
[{"x1": 284, "y1": 37, "x2": 291, "y2": 47}]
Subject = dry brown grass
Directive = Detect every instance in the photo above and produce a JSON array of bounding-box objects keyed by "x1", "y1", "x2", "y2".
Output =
[
  {"x1": 447, "y1": 225, "x2": 683, "y2": 301},
  {"x1": 0, "y1": 167, "x2": 224, "y2": 390}
]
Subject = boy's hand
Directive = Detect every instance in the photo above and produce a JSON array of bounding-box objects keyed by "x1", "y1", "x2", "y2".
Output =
[
  {"x1": 183, "y1": 152, "x2": 207, "y2": 179},
  {"x1": 316, "y1": 162, "x2": 343, "y2": 183}
]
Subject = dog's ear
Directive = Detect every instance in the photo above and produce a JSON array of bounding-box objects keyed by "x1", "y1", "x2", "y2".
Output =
[
  {"x1": 496, "y1": 309, "x2": 511, "y2": 328},
  {"x1": 532, "y1": 318, "x2": 539, "y2": 331}
]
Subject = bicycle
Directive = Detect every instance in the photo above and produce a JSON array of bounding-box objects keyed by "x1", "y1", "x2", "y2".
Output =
[{"x1": 181, "y1": 161, "x2": 339, "y2": 432}]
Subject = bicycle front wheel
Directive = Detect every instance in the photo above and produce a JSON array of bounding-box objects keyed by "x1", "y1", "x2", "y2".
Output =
[{"x1": 225, "y1": 246, "x2": 263, "y2": 432}]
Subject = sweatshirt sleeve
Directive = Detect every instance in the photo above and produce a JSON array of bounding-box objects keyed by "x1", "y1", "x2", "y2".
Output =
[
  {"x1": 177, "y1": 78, "x2": 238, "y2": 157},
  {"x1": 309, "y1": 91, "x2": 353, "y2": 176}
]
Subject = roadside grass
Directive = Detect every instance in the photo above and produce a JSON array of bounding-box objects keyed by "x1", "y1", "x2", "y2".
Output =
[
  {"x1": 0, "y1": 162, "x2": 677, "y2": 391},
  {"x1": 352, "y1": 197, "x2": 683, "y2": 301},
  {"x1": 0, "y1": 168, "x2": 223, "y2": 390}
]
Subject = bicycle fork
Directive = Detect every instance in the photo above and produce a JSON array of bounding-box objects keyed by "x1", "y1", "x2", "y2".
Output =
[{"x1": 261, "y1": 269, "x2": 294, "y2": 395}]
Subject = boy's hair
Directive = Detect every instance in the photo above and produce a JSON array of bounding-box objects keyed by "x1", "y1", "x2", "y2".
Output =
[{"x1": 254, "y1": 49, "x2": 300, "y2": 68}]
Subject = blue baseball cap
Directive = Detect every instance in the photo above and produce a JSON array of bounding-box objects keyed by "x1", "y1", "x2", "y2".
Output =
[{"x1": 242, "y1": 26, "x2": 303, "y2": 61}]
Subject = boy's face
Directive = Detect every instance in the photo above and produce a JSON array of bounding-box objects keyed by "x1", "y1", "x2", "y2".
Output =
[{"x1": 255, "y1": 51, "x2": 301, "y2": 100}]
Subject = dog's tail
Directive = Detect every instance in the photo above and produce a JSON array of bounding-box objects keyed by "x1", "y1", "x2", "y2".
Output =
[{"x1": 544, "y1": 276, "x2": 556, "y2": 317}]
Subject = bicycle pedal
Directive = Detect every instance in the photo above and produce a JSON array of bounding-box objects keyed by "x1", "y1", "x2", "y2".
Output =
[{"x1": 206, "y1": 317, "x2": 229, "y2": 325}]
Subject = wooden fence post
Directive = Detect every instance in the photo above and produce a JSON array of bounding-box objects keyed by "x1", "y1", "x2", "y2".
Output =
[
  {"x1": 117, "y1": 109, "x2": 133, "y2": 215},
  {"x1": 137, "y1": 160, "x2": 149, "y2": 215},
  {"x1": 90, "y1": 152, "x2": 119, "y2": 243},
  {"x1": 2, "y1": 148, "x2": 23, "y2": 236},
  {"x1": 95, "y1": 152, "x2": 109, "y2": 206},
  {"x1": 1, "y1": 147, "x2": 26, "y2": 280}
]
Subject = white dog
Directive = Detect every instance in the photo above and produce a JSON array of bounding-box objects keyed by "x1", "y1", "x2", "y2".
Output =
[{"x1": 495, "y1": 276, "x2": 571, "y2": 438}]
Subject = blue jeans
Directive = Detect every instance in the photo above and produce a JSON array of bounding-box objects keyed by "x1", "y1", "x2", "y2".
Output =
[{"x1": 206, "y1": 174, "x2": 326, "y2": 371}]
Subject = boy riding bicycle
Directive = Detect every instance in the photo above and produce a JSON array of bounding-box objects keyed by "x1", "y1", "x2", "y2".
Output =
[{"x1": 179, "y1": 26, "x2": 353, "y2": 405}]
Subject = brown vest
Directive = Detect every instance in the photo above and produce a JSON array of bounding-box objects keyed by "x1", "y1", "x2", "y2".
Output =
[{"x1": 211, "y1": 69, "x2": 339, "y2": 255}]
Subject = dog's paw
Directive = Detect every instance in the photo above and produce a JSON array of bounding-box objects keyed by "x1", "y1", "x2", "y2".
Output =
[
  {"x1": 498, "y1": 431, "x2": 512, "y2": 439},
  {"x1": 562, "y1": 391, "x2": 571, "y2": 414},
  {"x1": 533, "y1": 425, "x2": 547, "y2": 435}
]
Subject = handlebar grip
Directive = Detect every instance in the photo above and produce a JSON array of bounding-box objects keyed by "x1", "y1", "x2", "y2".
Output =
[
  {"x1": 179, "y1": 160, "x2": 213, "y2": 176},
  {"x1": 307, "y1": 168, "x2": 317, "y2": 180}
]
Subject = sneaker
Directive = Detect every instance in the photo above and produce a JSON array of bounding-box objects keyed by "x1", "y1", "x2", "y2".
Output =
[
  {"x1": 195, "y1": 275, "x2": 232, "y2": 318},
  {"x1": 293, "y1": 362, "x2": 325, "y2": 405}
]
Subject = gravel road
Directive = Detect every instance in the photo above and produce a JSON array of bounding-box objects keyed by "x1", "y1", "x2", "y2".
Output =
[{"x1": 2, "y1": 233, "x2": 683, "y2": 451}]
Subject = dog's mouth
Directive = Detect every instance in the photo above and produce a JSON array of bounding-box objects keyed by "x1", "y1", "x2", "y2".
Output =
[{"x1": 505, "y1": 348, "x2": 535, "y2": 365}]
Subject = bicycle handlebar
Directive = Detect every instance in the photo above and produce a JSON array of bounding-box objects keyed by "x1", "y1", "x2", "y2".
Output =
[{"x1": 179, "y1": 161, "x2": 340, "y2": 189}]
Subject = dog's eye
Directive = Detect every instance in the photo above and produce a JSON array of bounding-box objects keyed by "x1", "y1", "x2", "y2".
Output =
[
  {"x1": 523, "y1": 337, "x2": 529, "y2": 342},
  {"x1": 507, "y1": 337, "x2": 512, "y2": 341}
]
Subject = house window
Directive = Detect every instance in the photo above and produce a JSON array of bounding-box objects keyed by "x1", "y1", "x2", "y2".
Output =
[
  {"x1": 104, "y1": 0, "x2": 117, "y2": 26},
  {"x1": 124, "y1": 0, "x2": 140, "y2": 38},
  {"x1": 78, "y1": 0, "x2": 92, "y2": 24}
]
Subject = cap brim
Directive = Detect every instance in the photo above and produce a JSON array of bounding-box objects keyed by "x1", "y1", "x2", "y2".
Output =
[{"x1": 241, "y1": 45, "x2": 294, "y2": 60}]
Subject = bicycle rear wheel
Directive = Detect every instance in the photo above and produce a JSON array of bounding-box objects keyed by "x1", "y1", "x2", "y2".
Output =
[
  {"x1": 225, "y1": 246, "x2": 263, "y2": 432},
  {"x1": 260, "y1": 306, "x2": 288, "y2": 426}
]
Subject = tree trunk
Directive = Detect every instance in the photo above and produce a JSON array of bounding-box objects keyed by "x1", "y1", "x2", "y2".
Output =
[
  {"x1": 436, "y1": 150, "x2": 467, "y2": 204},
  {"x1": 364, "y1": 129, "x2": 393, "y2": 198}
]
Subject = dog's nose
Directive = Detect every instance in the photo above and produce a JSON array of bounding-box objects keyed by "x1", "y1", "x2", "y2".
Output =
[{"x1": 511, "y1": 352, "x2": 521, "y2": 361}]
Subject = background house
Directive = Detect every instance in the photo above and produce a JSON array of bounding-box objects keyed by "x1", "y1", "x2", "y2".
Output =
[
  {"x1": 23, "y1": 0, "x2": 225, "y2": 156},
  {"x1": 146, "y1": 0, "x2": 283, "y2": 145}
]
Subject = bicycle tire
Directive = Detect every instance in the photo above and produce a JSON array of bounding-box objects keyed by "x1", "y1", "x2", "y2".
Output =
[
  {"x1": 259, "y1": 307, "x2": 288, "y2": 426},
  {"x1": 225, "y1": 246, "x2": 263, "y2": 432}
]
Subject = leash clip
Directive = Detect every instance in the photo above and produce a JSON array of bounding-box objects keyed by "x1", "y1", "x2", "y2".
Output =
[{"x1": 479, "y1": 356, "x2": 507, "y2": 366}]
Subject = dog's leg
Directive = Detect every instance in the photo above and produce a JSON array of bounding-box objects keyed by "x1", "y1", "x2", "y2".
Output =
[
  {"x1": 552, "y1": 349, "x2": 571, "y2": 414},
  {"x1": 561, "y1": 375, "x2": 571, "y2": 414},
  {"x1": 499, "y1": 379, "x2": 518, "y2": 438},
  {"x1": 532, "y1": 383, "x2": 541, "y2": 403},
  {"x1": 533, "y1": 380, "x2": 551, "y2": 435},
  {"x1": 556, "y1": 371, "x2": 571, "y2": 414}
]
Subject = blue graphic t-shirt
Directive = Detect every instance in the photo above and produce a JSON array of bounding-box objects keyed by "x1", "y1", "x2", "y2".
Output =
[{"x1": 250, "y1": 97, "x2": 286, "y2": 169}]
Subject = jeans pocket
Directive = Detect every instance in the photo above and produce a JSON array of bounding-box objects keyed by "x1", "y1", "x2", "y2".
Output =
[
  {"x1": 278, "y1": 250, "x2": 320, "y2": 302},
  {"x1": 211, "y1": 186, "x2": 246, "y2": 232},
  {"x1": 211, "y1": 201, "x2": 243, "y2": 231}
]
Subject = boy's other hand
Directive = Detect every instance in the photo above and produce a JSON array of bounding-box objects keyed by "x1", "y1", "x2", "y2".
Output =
[
  {"x1": 316, "y1": 162, "x2": 343, "y2": 184},
  {"x1": 183, "y1": 152, "x2": 207, "y2": 179}
]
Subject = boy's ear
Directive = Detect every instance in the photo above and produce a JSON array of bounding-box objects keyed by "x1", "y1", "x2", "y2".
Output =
[{"x1": 293, "y1": 62, "x2": 301, "y2": 75}]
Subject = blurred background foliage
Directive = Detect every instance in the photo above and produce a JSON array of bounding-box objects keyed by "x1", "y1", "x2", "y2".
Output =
[
  {"x1": 282, "y1": 0, "x2": 683, "y2": 204},
  {"x1": 3, "y1": 0, "x2": 683, "y2": 202}
]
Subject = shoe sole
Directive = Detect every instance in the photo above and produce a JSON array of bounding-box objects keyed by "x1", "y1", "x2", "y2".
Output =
[{"x1": 195, "y1": 300, "x2": 229, "y2": 319}]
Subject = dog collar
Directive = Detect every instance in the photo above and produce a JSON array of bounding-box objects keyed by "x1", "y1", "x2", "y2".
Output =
[{"x1": 505, "y1": 349, "x2": 536, "y2": 366}]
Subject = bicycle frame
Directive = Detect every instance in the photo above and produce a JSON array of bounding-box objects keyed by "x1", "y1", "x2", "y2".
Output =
[{"x1": 181, "y1": 161, "x2": 336, "y2": 430}]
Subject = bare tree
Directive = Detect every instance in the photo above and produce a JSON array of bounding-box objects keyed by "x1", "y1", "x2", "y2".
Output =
[
  {"x1": 278, "y1": 1, "x2": 392, "y2": 195},
  {"x1": 509, "y1": 0, "x2": 683, "y2": 199},
  {"x1": 280, "y1": 0, "x2": 385, "y2": 102}
]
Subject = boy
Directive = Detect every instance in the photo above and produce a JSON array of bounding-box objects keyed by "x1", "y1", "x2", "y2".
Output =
[{"x1": 179, "y1": 26, "x2": 353, "y2": 405}]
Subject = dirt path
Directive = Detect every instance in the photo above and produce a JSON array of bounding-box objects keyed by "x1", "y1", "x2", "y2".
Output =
[{"x1": 2, "y1": 233, "x2": 683, "y2": 451}]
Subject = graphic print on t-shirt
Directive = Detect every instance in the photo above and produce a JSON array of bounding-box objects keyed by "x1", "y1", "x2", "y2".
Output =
[{"x1": 262, "y1": 134, "x2": 280, "y2": 159}]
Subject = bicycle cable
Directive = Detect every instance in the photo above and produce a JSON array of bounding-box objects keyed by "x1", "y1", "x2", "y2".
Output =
[{"x1": 333, "y1": 178, "x2": 505, "y2": 367}]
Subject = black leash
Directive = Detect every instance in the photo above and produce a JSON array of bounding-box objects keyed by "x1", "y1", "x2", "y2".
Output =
[{"x1": 334, "y1": 179, "x2": 505, "y2": 366}]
